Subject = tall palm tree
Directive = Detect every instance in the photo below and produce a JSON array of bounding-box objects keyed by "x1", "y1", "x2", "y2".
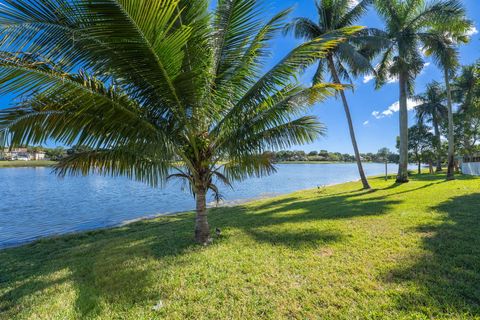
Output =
[
  {"x1": 284, "y1": 0, "x2": 377, "y2": 190},
  {"x1": 452, "y1": 64, "x2": 480, "y2": 155},
  {"x1": 0, "y1": 0, "x2": 357, "y2": 244},
  {"x1": 373, "y1": 0, "x2": 466, "y2": 183},
  {"x1": 414, "y1": 81, "x2": 448, "y2": 172},
  {"x1": 422, "y1": 19, "x2": 472, "y2": 180}
]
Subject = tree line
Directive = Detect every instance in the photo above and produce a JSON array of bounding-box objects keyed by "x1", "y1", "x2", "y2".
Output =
[
  {"x1": 401, "y1": 60, "x2": 480, "y2": 174},
  {"x1": 265, "y1": 149, "x2": 399, "y2": 163}
]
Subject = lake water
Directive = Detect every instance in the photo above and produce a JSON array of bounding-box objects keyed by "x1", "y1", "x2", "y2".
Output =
[{"x1": 0, "y1": 163, "x2": 406, "y2": 248}]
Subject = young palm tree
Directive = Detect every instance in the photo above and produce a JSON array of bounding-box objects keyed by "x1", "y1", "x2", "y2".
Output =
[
  {"x1": 373, "y1": 0, "x2": 466, "y2": 183},
  {"x1": 422, "y1": 19, "x2": 472, "y2": 180},
  {"x1": 0, "y1": 0, "x2": 358, "y2": 244},
  {"x1": 284, "y1": 0, "x2": 378, "y2": 190},
  {"x1": 414, "y1": 81, "x2": 448, "y2": 172}
]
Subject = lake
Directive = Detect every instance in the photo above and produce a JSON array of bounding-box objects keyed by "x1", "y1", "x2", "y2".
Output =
[{"x1": 0, "y1": 163, "x2": 407, "y2": 248}]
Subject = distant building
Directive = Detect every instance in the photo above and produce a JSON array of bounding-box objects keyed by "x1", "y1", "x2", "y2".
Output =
[
  {"x1": 462, "y1": 154, "x2": 480, "y2": 176},
  {"x1": 32, "y1": 151, "x2": 46, "y2": 160},
  {"x1": 0, "y1": 148, "x2": 46, "y2": 161}
]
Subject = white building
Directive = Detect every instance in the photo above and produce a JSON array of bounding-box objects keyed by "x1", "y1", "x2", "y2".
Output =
[
  {"x1": 32, "y1": 151, "x2": 46, "y2": 160},
  {"x1": 462, "y1": 154, "x2": 480, "y2": 176},
  {"x1": 0, "y1": 148, "x2": 46, "y2": 161}
]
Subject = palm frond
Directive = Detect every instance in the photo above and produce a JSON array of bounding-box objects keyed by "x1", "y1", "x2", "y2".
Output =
[
  {"x1": 54, "y1": 146, "x2": 173, "y2": 187},
  {"x1": 283, "y1": 17, "x2": 321, "y2": 39},
  {"x1": 238, "y1": 26, "x2": 362, "y2": 109}
]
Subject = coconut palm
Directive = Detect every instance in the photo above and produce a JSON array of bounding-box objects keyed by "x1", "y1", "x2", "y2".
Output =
[
  {"x1": 373, "y1": 0, "x2": 467, "y2": 183},
  {"x1": 414, "y1": 81, "x2": 448, "y2": 172},
  {"x1": 0, "y1": 0, "x2": 357, "y2": 243},
  {"x1": 452, "y1": 63, "x2": 480, "y2": 155},
  {"x1": 284, "y1": 0, "x2": 380, "y2": 190},
  {"x1": 422, "y1": 19, "x2": 472, "y2": 180}
]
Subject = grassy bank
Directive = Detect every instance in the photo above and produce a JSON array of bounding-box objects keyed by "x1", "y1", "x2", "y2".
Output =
[
  {"x1": 0, "y1": 160, "x2": 56, "y2": 168},
  {"x1": 276, "y1": 160, "x2": 352, "y2": 164},
  {"x1": 1, "y1": 174, "x2": 479, "y2": 319}
]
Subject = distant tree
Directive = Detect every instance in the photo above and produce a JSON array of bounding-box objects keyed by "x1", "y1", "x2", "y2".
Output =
[
  {"x1": 308, "y1": 151, "x2": 318, "y2": 156},
  {"x1": 377, "y1": 147, "x2": 391, "y2": 179},
  {"x1": 319, "y1": 150, "x2": 329, "y2": 158},
  {"x1": 452, "y1": 63, "x2": 480, "y2": 155},
  {"x1": 414, "y1": 81, "x2": 448, "y2": 172},
  {"x1": 45, "y1": 147, "x2": 65, "y2": 161},
  {"x1": 377, "y1": 147, "x2": 391, "y2": 161},
  {"x1": 342, "y1": 153, "x2": 354, "y2": 162},
  {"x1": 402, "y1": 124, "x2": 435, "y2": 174},
  {"x1": 67, "y1": 145, "x2": 93, "y2": 155}
]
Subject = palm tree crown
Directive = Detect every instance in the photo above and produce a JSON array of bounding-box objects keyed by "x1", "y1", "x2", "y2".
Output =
[
  {"x1": 0, "y1": 0, "x2": 357, "y2": 243},
  {"x1": 415, "y1": 82, "x2": 448, "y2": 125}
]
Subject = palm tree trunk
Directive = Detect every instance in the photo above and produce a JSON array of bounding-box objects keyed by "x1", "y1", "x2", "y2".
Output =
[
  {"x1": 433, "y1": 118, "x2": 442, "y2": 172},
  {"x1": 195, "y1": 185, "x2": 210, "y2": 244},
  {"x1": 327, "y1": 57, "x2": 370, "y2": 189},
  {"x1": 444, "y1": 68, "x2": 455, "y2": 180},
  {"x1": 397, "y1": 71, "x2": 409, "y2": 183}
]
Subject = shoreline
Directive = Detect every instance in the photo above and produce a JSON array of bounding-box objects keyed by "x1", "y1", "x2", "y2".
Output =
[
  {"x1": 0, "y1": 160, "x2": 56, "y2": 168},
  {"x1": 0, "y1": 177, "x2": 364, "y2": 250}
]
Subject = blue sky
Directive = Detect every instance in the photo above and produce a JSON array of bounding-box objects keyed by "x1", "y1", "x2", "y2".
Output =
[
  {"x1": 265, "y1": 0, "x2": 480, "y2": 153},
  {"x1": 0, "y1": 0, "x2": 478, "y2": 153}
]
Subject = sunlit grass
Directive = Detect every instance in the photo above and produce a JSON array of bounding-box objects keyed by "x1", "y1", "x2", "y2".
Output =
[
  {"x1": 0, "y1": 160, "x2": 56, "y2": 168},
  {"x1": 1, "y1": 173, "x2": 479, "y2": 319}
]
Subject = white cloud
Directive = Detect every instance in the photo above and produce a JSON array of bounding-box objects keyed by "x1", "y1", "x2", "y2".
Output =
[
  {"x1": 348, "y1": 0, "x2": 360, "y2": 7},
  {"x1": 363, "y1": 74, "x2": 374, "y2": 83},
  {"x1": 386, "y1": 76, "x2": 398, "y2": 84},
  {"x1": 365, "y1": 63, "x2": 430, "y2": 85},
  {"x1": 466, "y1": 26, "x2": 478, "y2": 36},
  {"x1": 372, "y1": 98, "x2": 422, "y2": 119},
  {"x1": 363, "y1": 73, "x2": 398, "y2": 84},
  {"x1": 363, "y1": 120, "x2": 369, "y2": 126}
]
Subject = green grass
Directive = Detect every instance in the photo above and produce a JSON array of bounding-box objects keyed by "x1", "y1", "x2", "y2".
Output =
[
  {"x1": 277, "y1": 160, "x2": 351, "y2": 164},
  {"x1": 0, "y1": 160, "x2": 56, "y2": 168},
  {"x1": 1, "y1": 173, "x2": 480, "y2": 319}
]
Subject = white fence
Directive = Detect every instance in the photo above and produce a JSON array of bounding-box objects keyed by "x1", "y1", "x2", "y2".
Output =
[{"x1": 462, "y1": 162, "x2": 480, "y2": 176}]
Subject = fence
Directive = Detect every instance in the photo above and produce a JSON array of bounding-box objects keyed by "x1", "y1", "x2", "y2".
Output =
[{"x1": 462, "y1": 161, "x2": 480, "y2": 176}]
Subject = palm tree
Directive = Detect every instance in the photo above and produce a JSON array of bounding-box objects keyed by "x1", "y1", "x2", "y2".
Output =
[
  {"x1": 0, "y1": 0, "x2": 357, "y2": 244},
  {"x1": 373, "y1": 0, "x2": 466, "y2": 183},
  {"x1": 422, "y1": 19, "x2": 472, "y2": 180},
  {"x1": 284, "y1": 0, "x2": 378, "y2": 190},
  {"x1": 452, "y1": 64, "x2": 480, "y2": 155},
  {"x1": 414, "y1": 81, "x2": 448, "y2": 172}
]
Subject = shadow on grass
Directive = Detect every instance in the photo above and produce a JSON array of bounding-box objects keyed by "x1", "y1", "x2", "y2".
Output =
[
  {"x1": 384, "y1": 192, "x2": 480, "y2": 316},
  {"x1": 0, "y1": 182, "x2": 403, "y2": 318}
]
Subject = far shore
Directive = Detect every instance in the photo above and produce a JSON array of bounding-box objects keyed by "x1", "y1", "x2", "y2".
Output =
[
  {"x1": 0, "y1": 160, "x2": 57, "y2": 168},
  {"x1": 277, "y1": 161, "x2": 375, "y2": 164}
]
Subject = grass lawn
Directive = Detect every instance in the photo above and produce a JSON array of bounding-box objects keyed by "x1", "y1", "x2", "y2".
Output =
[
  {"x1": 1, "y1": 173, "x2": 479, "y2": 319},
  {"x1": 0, "y1": 160, "x2": 56, "y2": 168},
  {"x1": 277, "y1": 160, "x2": 354, "y2": 164}
]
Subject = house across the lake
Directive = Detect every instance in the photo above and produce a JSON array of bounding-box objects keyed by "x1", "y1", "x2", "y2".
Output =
[
  {"x1": 0, "y1": 148, "x2": 46, "y2": 161},
  {"x1": 461, "y1": 154, "x2": 480, "y2": 176}
]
